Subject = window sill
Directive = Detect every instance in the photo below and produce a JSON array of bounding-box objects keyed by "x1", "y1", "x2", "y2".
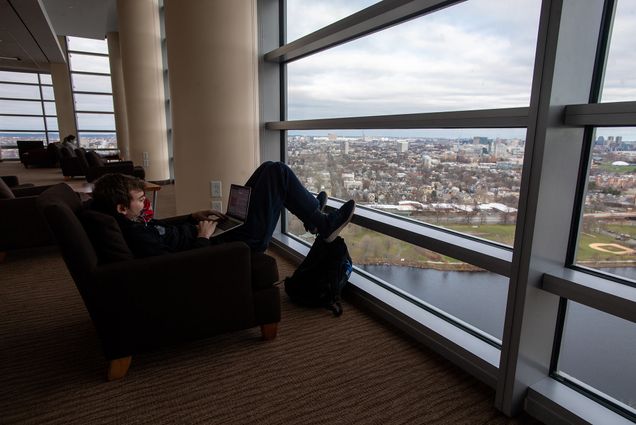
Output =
[
  {"x1": 542, "y1": 269, "x2": 636, "y2": 323},
  {"x1": 526, "y1": 378, "x2": 634, "y2": 425}
]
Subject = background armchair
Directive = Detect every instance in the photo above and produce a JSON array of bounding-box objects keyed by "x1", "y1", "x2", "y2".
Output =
[
  {"x1": 59, "y1": 145, "x2": 87, "y2": 179},
  {"x1": 37, "y1": 183, "x2": 281, "y2": 380},
  {"x1": 0, "y1": 178, "x2": 53, "y2": 262},
  {"x1": 84, "y1": 150, "x2": 145, "y2": 182}
]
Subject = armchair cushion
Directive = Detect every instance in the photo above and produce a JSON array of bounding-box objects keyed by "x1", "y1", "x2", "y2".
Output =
[
  {"x1": 78, "y1": 209, "x2": 134, "y2": 264},
  {"x1": 85, "y1": 150, "x2": 107, "y2": 167},
  {"x1": 0, "y1": 178, "x2": 15, "y2": 199}
]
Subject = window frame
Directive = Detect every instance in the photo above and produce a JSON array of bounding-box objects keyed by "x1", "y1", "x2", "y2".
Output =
[
  {"x1": 66, "y1": 37, "x2": 117, "y2": 153},
  {"x1": 258, "y1": 0, "x2": 636, "y2": 422},
  {"x1": 0, "y1": 71, "x2": 58, "y2": 158}
]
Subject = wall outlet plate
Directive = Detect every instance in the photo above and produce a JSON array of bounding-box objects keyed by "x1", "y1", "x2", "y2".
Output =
[
  {"x1": 212, "y1": 200, "x2": 222, "y2": 211},
  {"x1": 210, "y1": 180, "x2": 222, "y2": 198}
]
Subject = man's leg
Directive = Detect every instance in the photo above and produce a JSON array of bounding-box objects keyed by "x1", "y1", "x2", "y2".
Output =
[{"x1": 222, "y1": 161, "x2": 321, "y2": 251}]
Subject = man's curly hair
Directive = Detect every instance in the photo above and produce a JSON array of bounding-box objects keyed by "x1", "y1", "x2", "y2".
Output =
[{"x1": 92, "y1": 173, "x2": 146, "y2": 215}]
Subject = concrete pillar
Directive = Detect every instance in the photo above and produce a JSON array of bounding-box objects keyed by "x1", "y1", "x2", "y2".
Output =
[
  {"x1": 50, "y1": 37, "x2": 77, "y2": 141},
  {"x1": 117, "y1": 0, "x2": 170, "y2": 181},
  {"x1": 106, "y1": 32, "x2": 130, "y2": 160},
  {"x1": 165, "y1": 0, "x2": 260, "y2": 214}
]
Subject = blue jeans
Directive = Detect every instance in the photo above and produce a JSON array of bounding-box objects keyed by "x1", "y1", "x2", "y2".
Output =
[{"x1": 218, "y1": 161, "x2": 320, "y2": 252}]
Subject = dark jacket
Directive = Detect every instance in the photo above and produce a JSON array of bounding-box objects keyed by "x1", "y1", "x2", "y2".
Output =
[{"x1": 115, "y1": 214, "x2": 213, "y2": 258}]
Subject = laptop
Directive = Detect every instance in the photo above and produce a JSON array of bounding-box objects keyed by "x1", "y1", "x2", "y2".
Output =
[{"x1": 210, "y1": 184, "x2": 251, "y2": 237}]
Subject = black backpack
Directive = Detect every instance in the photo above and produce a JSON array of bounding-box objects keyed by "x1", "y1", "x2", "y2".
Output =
[{"x1": 284, "y1": 236, "x2": 353, "y2": 316}]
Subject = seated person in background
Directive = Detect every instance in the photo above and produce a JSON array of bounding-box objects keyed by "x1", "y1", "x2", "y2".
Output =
[
  {"x1": 91, "y1": 161, "x2": 355, "y2": 258},
  {"x1": 62, "y1": 134, "x2": 78, "y2": 150}
]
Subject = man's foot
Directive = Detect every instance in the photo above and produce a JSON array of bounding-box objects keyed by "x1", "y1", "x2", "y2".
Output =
[
  {"x1": 319, "y1": 199, "x2": 355, "y2": 243},
  {"x1": 304, "y1": 191, "x2": 328, "y2": 234}
]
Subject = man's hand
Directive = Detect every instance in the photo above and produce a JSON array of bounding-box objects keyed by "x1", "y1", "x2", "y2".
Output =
[
  {"x1": 196, "y1": 220, "x2": 217, "y2": 239},
  {"x1": 191, "y1": 209, "x2": 226, "y2": 222}
]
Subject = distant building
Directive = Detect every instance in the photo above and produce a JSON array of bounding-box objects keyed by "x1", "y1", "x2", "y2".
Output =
[{"x1": 397, "y1": 140, "x2": 409, "y2": 153}]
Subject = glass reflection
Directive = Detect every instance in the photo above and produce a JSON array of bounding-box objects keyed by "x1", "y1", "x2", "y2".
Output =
[{"x1": 558, "y1": 301, "x2": 636, "y2": 415}]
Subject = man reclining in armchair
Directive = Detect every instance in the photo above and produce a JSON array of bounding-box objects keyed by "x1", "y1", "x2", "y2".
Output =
[{"x1": 91, "y1": 161, "x2": 355, "y2": 257}]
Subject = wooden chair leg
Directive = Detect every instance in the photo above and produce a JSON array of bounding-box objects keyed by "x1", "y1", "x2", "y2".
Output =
[
  {"x1": 107, "y1": 356, "x2": 132, "y2": 381},
  {"x1": 261, "y1": 323, "x2": 278, "y2": 341},
  {"x1": 0, "y1": 251, "x2": 6, "y2": 263}
]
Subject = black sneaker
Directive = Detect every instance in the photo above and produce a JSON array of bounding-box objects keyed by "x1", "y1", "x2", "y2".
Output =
[
  {"x1": 304, "y1": 191, "x2": 328, "y2": 234},
  {"x1": 320, "y1": 199, "x2": 355, "y2": 243}
]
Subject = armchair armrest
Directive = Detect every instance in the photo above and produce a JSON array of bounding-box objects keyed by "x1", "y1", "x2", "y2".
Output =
[
  {"x1": 12, "y1": 185, "x2": 52, "y2": 197},
  {"x1": 0, "y1": 196, "x2": 52, "y2": 249}
]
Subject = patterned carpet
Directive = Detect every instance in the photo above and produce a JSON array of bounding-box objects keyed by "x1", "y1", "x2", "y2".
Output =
[{"x1": 0, "y1": 247, "x2": 543, "y2": 425}]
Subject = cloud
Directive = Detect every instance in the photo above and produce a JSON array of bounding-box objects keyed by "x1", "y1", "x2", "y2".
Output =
[{"x1": 286, "y1": 0, "x2": 541, "y2": 120}]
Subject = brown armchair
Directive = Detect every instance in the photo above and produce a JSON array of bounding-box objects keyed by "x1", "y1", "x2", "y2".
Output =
[
  {"x1": 59, "y1": 145, "x2": 87, "y2": 179},
  {"x1": 0, "y1": 178, "x2": 53, "y2": 262},
  {"x1": 37, "y1": 183, "x2": 281, "y2": 380},
  {"x1": 84, "y1": 150, "x2": 145, "y2": 182}
]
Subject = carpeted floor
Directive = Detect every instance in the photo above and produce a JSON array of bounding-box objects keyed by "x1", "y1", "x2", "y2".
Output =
[{"x1": 0, "y1": 161, "x2": 542, "y2": 424}]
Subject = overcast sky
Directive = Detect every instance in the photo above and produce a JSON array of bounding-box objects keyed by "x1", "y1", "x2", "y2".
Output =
[{"x1": 285, "y1": 0, "x2": 636, "y2": 140}]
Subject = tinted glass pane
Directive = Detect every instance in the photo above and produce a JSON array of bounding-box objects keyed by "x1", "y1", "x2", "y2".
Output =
[
  {"x1": 43, "y1": 101, "x2": 57, "y2": 115},
  {"x1": 287, "y1": 0, "x2": 540, "y2": 119},
  {"x1": 0, "y1": 71, "x2": 37, "y2": 84},
  {"x1": 0, "y1": 83, "x2": 41, "y2": 99},
  {"x1": 39, "y1": 74, "x2": 52, "y2": 85},
  {"x1": 76, "y1": 113, "x2": 115, "y2": 130},
  {"x1": 71, "y1": 74, "x2": 112, "y2": 93},
  {"x1": 45, "y1": 117, "x2": 58, "y2": 131},
  {"x1": 47, "y1": 132, "x2": 60, "y2": 143},
  {"x1": 558, "y1": 301, "x2": 636, "y2": 414},
  {"x1": 0, "y1": 116, "x2": 45, "y2": 131},
  {"x1": 41, "y1": 86, "x2": 54, "y2": 101},
  {"x1": 69, "y1": 53, "x2": 110, "y2": 74},
  {"x1": 67, "y1": 36, "x2": 108, "y2": 54},
  {"x1": 286, "y1": 0, "x2": 379, "y2": 43},
  {"x1": 0, "y1": 148, "x2": 18, "y2": 159},
  {"x1": 0, "y1": 99, "x2": 42, "y2": 115},
  {"x1": 78, "y1": 132, "x2": 117, "y2": 150},
  {"x1": 288, "y1": 219, "x2": 508, "y2": 342},
  {"x1": 288, "y1": 129, "x2": 525, "y2": 246},
  {"x1": 74, "y1": 93, "x2": 114, "y2": 112},
  {"x1": 601, "y1": 0, "x2": 636, "y2": 102},
  {"x1": 575, "y1": 127, "x2": 636, "y2": 282}
]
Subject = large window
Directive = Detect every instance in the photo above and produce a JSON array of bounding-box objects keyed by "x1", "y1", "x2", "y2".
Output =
[
  {"x1": 0, "y1": 71, "x2": 58, "y2": 159},
  {"x1": 67, "y1": 36, "x2": 117, "y2": 153},
  {"x1": 262, "y1": 0, "x2": 636, "y2": 422}
]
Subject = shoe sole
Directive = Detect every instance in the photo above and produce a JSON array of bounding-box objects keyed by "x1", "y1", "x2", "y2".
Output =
[
  {"x1": 306, "y1": 193, "x2": 327, "y2": 234},
  {"x1": 324, "y1": 203, "x2": 355, "y2": 243}
]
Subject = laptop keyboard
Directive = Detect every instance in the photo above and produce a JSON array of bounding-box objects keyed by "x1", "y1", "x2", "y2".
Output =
[{"x1": 216, "y1": 218, "x2": 239, "y2": 231}]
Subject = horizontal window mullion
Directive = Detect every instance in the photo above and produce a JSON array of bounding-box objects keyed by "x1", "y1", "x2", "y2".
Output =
[
  {"x1": 564, "y1": 101, "x2": 636, "y2": 126},
  {"x1": 0, "y1": 113, "x2": 45, "y2": 118},
  {"x1": 325, "y1": 198, "x2": 512, "y2": 277},
  {"x1": 265, "y1": 0, "x2": 464, "y2": 63},
  {"x1": 542, "y1": 270, "x2": 636, "y2": 323},
  {"x1": 73, "y1": 90, "x2": 113, "y2": 96},
  {"x1": 76, "y1": 129, "x2": 116, "y2": 132},
  {"x1": 75, "y1": 110, "x2": 114, "y2": 115},
  {"x1": 71, "y1": 70, "x2": 111, "y2": 77},
  {"x1": 67, "y1": 50, "x2": 109, "y2": 58},
  {"x1": 0, "y1": 97, "x2": 42, "y2": 102},
  {"x1": 267, "y1": 107, "x2": 528, "y2": 130}
]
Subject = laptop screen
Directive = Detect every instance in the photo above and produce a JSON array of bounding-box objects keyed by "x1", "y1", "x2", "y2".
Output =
[{"x1": 226, "y1": 185, "x2": 251, "y2": 221}]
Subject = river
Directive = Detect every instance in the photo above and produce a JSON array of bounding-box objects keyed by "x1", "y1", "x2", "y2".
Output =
[{"x1": 360, "y1": 264, "x2": 636, "y2": 411}]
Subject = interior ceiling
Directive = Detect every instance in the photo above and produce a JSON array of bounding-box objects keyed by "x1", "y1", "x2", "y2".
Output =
[{"x1": 0, "y1": 0, "x2": 116, "y2": 74}]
